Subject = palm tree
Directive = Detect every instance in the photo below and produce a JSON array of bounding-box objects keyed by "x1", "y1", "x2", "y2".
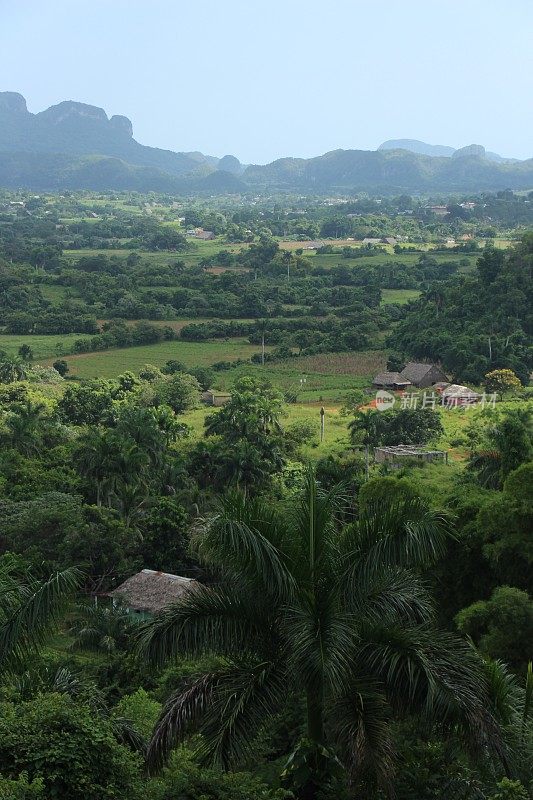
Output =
[
  {"x1": 115, "y1": 406, "x2": 167, "y2": 468},
  {"x1": 74, "y1": 428, "x2": 115, "y2": 506},
  {"x1": 349, "y1": 409, "x2": 381, "y2": 479},
  {"x1": 0, "y1": 564, "x2": 80, "y2": 677},
  {"x1": 3, "y1": 399, "x2": 47, "y2": 455},
  {"x1": 69, "y1": 602, "x2": 138, "y2": 654},
  {"x1": 0, "y1": 356, "x2": 29, "y2": 384},
  {"x1": 139, "y1": 470, "x2": 502, "y2": 797},
  {"x1": 217, "y1": 440, "x2": 271, "y2": 494}
]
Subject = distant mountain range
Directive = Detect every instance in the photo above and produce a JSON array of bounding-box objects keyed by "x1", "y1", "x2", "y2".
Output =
[
  {"x1": 1, "y1": 92, "x2": 532, "y2": 195},
  {"x1": 377, "y1": 139, "x2": 513, "y2": 163}
]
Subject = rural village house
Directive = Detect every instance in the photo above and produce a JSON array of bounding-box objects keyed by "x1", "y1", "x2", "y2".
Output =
[
  {"x1": 399, "y1": 362, "x2": 448, "y2": 389},
  {"x1": 372, "y1": 372, "x2": 412, "y2": 390},
  {"x1": 109, "y1": 569, "x2": 198, "y2": 616}
]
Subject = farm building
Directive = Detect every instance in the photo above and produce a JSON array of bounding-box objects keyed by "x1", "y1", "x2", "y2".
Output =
[
  {"x1": 442, "y1": 384, "x2": 481, "y2": 406},
  {"x1": 372, "y1": 371, "x2": 412, "y2": 390},
  {"x1": 201, "y1": 390, "x2": 231, "y2": 407},
  {"x1": 109, "y1": 569, "x2": 198, "y2": 616},
  {"x1": 302, "y1": 241, "x2": 325, "y2": 250},
  {"x1": 400, "y1": 362, "x2": 448, "y2": 389},
  {"x1": 381, "y1": 237, "x2": 398, "y2": 245},
  {"x1": 374, "y1": 445, "x2": 447, "y2": 466},
  {"x1": 195, "y1": 230, "x2": 215, "y2": 240}
]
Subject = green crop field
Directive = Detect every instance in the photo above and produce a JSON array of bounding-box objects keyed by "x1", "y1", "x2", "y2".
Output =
[
  {"x1": 62, "y1": 238, "x2": 249, "y2": 268},
  {"x1": 42, "y1": 338, "x2": 266, "y2": 378},
  {"x1": 206, "y1": 350, "x2": 387, "y2": 402}
]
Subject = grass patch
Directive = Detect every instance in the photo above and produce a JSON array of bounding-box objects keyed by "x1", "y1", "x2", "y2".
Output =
[
  {"x1": 0, "y1": 334, "x2": 89, "y2": 360},
  {"x1": 381, "y1": 288, "x2": 421, "y2": 305}
]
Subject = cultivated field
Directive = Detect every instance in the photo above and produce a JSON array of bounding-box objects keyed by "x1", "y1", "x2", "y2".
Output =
[{"x1": 41, "y1": 338, "x2": 265, "y2": 378}]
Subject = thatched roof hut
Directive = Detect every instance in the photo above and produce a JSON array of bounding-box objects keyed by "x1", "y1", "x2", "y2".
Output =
[
  {"x1": 109, "y1": 569, "x2": 198, "y2": 615},
  {"x1": 372, "y1": 371, "x2": 412, "y2": 390},
  {"x1": 400, "y1": 362, "x2": 448, "y2": 388}
]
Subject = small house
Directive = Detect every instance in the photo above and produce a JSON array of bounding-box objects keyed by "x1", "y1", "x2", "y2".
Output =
[
  {"x1": 374, "y1": 445, "x2": 447, "y2": 466},
  {"x1": 442, "y1": 384, "x2": 480, "y2": 407},
  {"x1": 202, "y1": 390, "x2": 231, "y2": 407},
  {"x1": 400, "y1": 362, "x2": 448, "y2": 389},
  {"x1": 372, "y1": 372, "x2": 412, "y2": 390},
  {"x1": 195, "y1": 230, "x2": 215, "y2": 240},
  {"x1": 109, "y1": 569, "x2": 198, "y2": 617}
]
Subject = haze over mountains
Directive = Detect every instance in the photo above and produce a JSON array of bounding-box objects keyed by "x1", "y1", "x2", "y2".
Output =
[{"x1": 1, "y1": 91, "x2": 532, "y2": 195}]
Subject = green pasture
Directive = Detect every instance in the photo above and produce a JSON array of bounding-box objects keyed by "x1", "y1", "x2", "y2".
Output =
[
  {"x1": 180, "y1": 401, "x2": 352, "y2": 459},
  {"x1": 381, "y1": 288, "x2": 421, "y2": 304},
  {"x1": 0, "y1": 333, "x2": 90, "y2": 360},
  {"x1": 43, "y1": 338, "x2": 266, "y2": 378}
]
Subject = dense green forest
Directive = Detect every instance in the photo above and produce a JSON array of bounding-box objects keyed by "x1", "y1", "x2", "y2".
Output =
[{"x1": 0, "y1": 188, "x2": 531, "y2": 800}]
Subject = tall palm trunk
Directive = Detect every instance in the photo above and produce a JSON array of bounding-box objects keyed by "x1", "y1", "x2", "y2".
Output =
[{"x1": 306, "y1": 688, "x2": 324, "y2": 744}]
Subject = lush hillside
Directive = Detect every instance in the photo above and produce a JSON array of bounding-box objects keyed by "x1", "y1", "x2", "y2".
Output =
[
  {"x1": 0, "y1": 151, "x2": 245, "y2": 193},
  {"x1": 393, "y1": 235, "x2": 533, "y2": 383},
  {"x1": 243, "y1": 147, "x2": 533, "y2": 193}
]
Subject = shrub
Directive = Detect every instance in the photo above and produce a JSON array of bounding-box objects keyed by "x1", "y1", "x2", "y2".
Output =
[
  {"x1": 0, "y1": 694, "x2": 142, "y2": 800},
  {"x1": 146, "y1": 749, "x2": 291, "y2": 800}
]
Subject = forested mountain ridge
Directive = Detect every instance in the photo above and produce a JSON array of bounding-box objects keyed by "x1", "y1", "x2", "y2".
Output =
[
  {"x1": 0, "y1": 91, "x2": 221, "y2": 176},
  {"x1": 1, "y1": 91, "x2": 533, "y2": 194},
  {"x1": 243, "y1": 147, "x2": 533, "y2": 193}
]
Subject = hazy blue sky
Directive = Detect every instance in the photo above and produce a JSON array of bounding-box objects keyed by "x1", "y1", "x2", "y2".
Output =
[{"x1": 1, "y1": 0, "x2": 532, "y2": 163}]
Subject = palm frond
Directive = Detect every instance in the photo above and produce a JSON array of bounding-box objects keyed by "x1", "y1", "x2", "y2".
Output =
[
  {"x1": 346, "y1": 567, "x2": 435, "y2": 627},
  {"x1": 345, "y1": 498, "x2": 452, "y2": 579},
  {"x1": 283, "y1": 602, "x2": 360, "y2": 696},
  {"x1": 330, "y1": 682, "x2": 396, "y2": 796},
  {"x1": 111, "y1": 715, "x2": 147, "y2": 754},
  {"x1": 137, "y1": 584, "x2": 275, "y2": 668},
  {"x1": 192, "y1": 495, "x2": 294, "y2": 599},
  {"x1": 147, "y1": 662, "x2": 286, "y2": 772},
  {"x1": 146, "y1": 671, "x2": 221, "y2": 772},
  {"x1": 288, "y1": 467, "x2": 349, "y2": 587},
  {"x1": 0, "y1": 567, "x2": 81, "y2": 676},
  {"x1": 357, "y1": 624, "x2": 508, "y2": 771}
]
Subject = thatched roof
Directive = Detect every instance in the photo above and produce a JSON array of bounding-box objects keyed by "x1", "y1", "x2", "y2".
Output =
[
  {"x1": 400, "y1": 362, "x2": 437, "y2": 383},
  {"x1": 109, "y1": 569, "x2": 198, "y2": 614},
  {"x1": 372, "y1": 371, "x2": 411, "y2": 387}
]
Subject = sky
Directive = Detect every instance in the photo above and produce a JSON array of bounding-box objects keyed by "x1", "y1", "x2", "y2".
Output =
[{"x1": 1, "y1": 0, "x2": 532, "y2": 164}]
